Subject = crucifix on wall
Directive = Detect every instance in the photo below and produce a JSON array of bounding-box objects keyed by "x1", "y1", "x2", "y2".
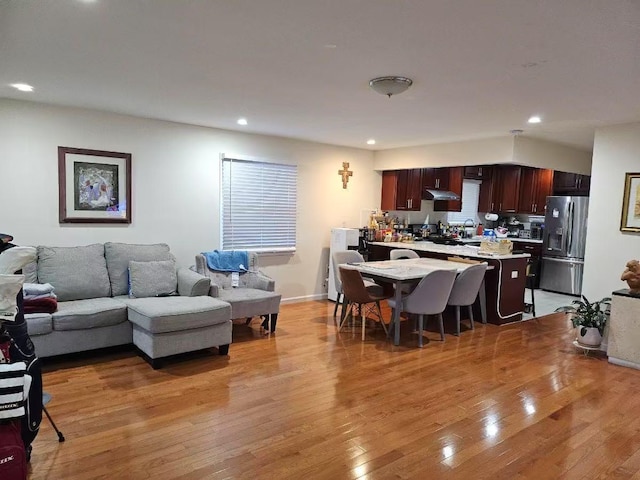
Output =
[{"x1": 339, "y1": 162, "x2": 353, "y2": 189}]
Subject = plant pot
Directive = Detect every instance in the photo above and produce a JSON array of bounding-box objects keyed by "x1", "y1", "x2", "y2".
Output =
[{"x1": 577, "y1": 327, "x2": 602, "y2": 347}]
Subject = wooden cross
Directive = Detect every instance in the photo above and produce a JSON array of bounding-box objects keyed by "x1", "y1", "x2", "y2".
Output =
[{"x1": 338, "y1": 162, "x2": 353, "y2": 189}]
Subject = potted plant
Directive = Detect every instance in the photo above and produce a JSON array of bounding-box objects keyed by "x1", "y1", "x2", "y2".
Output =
[{"x1": 556, "y1": 295, "x2": 611, "y2": 347}]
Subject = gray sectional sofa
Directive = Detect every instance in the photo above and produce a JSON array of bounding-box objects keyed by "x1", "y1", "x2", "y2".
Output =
[{"x1": 23, "y1": 242, "x2": 232, "y2": 368}]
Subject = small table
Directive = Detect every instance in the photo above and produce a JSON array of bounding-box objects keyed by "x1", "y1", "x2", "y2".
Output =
[{"x1": 340, "y1": 258, "x2": 488, "y2": 346}]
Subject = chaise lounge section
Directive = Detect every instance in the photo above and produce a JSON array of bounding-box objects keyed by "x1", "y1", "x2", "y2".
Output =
[{"x1": 23, "y1": 242, "x2": 232, "y2": 368}]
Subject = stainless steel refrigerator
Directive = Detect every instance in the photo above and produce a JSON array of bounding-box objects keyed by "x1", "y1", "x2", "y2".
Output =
[{"x1": 540, "y1": 196, "x2": 589, "y2": 295}]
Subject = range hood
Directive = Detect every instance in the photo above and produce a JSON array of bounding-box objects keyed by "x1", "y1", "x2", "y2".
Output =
[{"x1": 423, "y1": 188, "x2": 460, "y2": 201}]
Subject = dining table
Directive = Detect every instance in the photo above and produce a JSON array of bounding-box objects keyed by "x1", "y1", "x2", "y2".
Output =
[{"x1": 340, "y1": 257, "x2": 490, "y2": 346}]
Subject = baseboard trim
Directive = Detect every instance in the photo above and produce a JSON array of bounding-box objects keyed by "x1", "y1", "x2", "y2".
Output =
[
  {"x1": 281, "y1": 293, "x2": 327, "y2": 305},
  {"x1": 608, "y1": 356, "x2": 640, "y2": 370}
]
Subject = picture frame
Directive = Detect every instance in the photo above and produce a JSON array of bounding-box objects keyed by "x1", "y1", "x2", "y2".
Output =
[
  {"x1": 620, "y1": 172, "x2": 640, "y2": 232},
  {"x1": 58, "y1": 146, "x2": 132, "y2": 224}
]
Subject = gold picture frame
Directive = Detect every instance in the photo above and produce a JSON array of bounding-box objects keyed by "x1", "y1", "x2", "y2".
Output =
[{"x1": 620, "y1": 172, "x2": 640, "y2": 232}]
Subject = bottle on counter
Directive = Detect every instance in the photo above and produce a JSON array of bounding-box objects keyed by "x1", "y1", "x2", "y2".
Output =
[{"x1": 476, "y1": 223, "x2": 483, "y2": 236}]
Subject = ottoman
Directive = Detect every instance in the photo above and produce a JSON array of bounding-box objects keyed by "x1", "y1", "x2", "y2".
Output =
[{"x1": 124, "y1": 296, "x2": 232, "y2": 368}]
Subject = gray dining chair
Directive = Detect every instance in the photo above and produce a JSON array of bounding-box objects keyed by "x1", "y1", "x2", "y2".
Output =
[
  {"x1": 446, "y1": 263, "x2": 488, "y2": 335},
  {"x1": 332, "y1": 250, "x2": 382, "y2": 321},
  {"x1": 389, "y1": 249, "x2": 420, "y2": 260},
  {"x1": 387, "y1": 269, "x2": 457, "y2": 347}
]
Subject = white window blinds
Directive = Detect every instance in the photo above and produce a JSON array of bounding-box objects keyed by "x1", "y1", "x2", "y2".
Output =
[
  {"x1": 221, "y1": 157, "x2": 297, "y2": 252},
  {"x1": 446, "y1": 179, "x2": 481, "y2": 224}
]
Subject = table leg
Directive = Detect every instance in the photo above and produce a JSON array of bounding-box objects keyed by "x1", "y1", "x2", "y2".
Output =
[
  {"x1": 479, "y1": 278, "x2": 487, "y2": 324},
  {"x1": 393, "y1": 280, "x2": 402, "y2": 346}
]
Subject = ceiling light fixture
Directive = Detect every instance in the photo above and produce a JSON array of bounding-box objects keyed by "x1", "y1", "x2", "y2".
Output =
[
  {"x1": 528, "y1": 115, "x2": 541, "y2": 124},
  {"x1": 237, "y1": 118, "x2": 248, "y2": 126},
  {"x1": 10, "y1": 83, "x2": 34, "y2": 92},
  {"x1": 369, "y1": 76, "x2": 413, "y2": 98},
  {"x1": 367, "y1": 139, "x2": 376, "y2": 145}
]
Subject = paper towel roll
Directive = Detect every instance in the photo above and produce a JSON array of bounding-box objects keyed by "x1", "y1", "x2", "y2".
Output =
[{"x1": 485, "y1": 213, "x2": 499, "y2": 221}]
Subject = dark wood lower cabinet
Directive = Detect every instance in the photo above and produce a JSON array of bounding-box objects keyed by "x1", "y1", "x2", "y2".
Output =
[{"x1": 368, "y1": 244, "x2": 527, "y2": 324}]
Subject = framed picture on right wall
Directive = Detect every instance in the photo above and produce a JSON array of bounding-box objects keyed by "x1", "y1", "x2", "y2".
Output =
[{"x1": 620, "y1": 172, "x2": 640, "y2": 232}]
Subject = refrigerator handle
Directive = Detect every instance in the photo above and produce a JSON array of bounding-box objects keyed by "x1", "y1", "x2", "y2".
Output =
[{"x1": 567, "y1": 201, "x2": 574, "y2": 254}]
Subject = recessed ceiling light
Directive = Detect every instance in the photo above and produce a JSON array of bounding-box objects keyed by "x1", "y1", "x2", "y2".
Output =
[
  {"x1": 10, "y1": 83, "x2": 34, "y2": 92},
  {"x1": 367, "y1": 139, "x2": 376, "y2": 145},
  {"x1": 324, "y1": 44, "x2": 337, "y2": 49},
  {"x1": 237, "y1": 118, "x2": 248, "y2": 126},
  {"x1": 528, "y1": 115, "x2": 542, "y2": 124}
]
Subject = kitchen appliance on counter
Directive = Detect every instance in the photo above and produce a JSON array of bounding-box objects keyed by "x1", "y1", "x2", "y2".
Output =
[{"x1": 540, "y1": 196, "x2": 589, "y2": 295}]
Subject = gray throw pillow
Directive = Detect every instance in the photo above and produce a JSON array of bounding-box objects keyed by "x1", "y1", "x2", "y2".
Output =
[
  {"x1": 128, "y1": 260, "x2": 178, "y2": 298},
  {"x1": 104, "y1": 242, "x2": 173, "y2": 296}
]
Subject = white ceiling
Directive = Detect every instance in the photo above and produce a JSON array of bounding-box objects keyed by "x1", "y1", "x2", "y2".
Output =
[{"x1": 2, "y1": 0, "x2": 640, "y2": 152}]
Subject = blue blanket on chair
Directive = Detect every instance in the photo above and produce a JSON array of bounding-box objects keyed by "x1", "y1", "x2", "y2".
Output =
[{"x1": 202, "y1": 250, "x2": 249, "y2": 272}]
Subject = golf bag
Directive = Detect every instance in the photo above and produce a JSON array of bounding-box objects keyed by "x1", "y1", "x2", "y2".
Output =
[{"x1": 0, "y1": 241, "x2": 42, "y2": 457}]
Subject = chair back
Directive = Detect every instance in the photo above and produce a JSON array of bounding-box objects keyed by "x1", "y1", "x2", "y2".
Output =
[
  {"x1": 332, "y1": 250, "x2": 365, "y2": 294},
  {"x1": 194, "y1": 252, "x2": 261, "y2": 289},
  {"x1": 339, "y1": 267, "x2": 373, "y2": 304},
  {"x1": 447, "y1": 264, "x2": 487, "y2": 306},
  {"x1": 389, "y1": 249, "x2": 419, "y2": 260},
  {"x1": 403, "y1": 269, "x2": 457, "y2": 315}
]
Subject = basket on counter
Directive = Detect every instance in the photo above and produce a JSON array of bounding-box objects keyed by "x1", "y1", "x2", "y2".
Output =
[{"x1": 479, "y1": 239, "x2": 513, "y2": 255}]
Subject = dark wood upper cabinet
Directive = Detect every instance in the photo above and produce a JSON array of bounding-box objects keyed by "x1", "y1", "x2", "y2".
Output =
[
  {"x1": 519, "y1": 167, "x2": 553, "y2": 214},
  {"x1": 553, "y1": 171, "x2": 590, "y2": 196},
  {"x1": 463, "y1": 166, "x2": 488, "y2": 180},
  {"x1": 434, "y1": 167, "x2": 464, "y2": 212},
  {"x1": 478, "y1": 167, "x2": 495, "y2": 212},
  {"x1": 493, "y1": 166, "x2": 522, "y2": 212},
  {"x1": 422, "y1": 168, "x2": 449, "y2": 190},
  {"x1": 381, "y1": 169, "x2": 423, "y2": 211}
]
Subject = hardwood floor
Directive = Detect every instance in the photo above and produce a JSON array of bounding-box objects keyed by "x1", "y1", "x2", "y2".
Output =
[{"x1": 29, "y1": 301, "x2": 640, "y2": 479}]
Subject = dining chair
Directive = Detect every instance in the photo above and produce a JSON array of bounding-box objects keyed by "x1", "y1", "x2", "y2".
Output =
[
  {"x1": 389, "y1": 249, "x2": 420, "y2": 260},
  {"x1": 338, "y1": 267, "x2": 392, "y2": 341},
  {"x1": 446, "y1": 263, "x2": 488, "y2": 335},
  {"x1": 387, "y1": 269, "x2": 457, "y2": 347},
  {"x1": 332, "y1": 250, "x2": 383, "y2": 320}
]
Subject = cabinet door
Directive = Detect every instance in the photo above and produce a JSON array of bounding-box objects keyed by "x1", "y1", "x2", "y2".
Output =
[
  {"x1": 534, "y1": 169, "x2": 554, "y2": 213},
  {"x1": 478, "y1": 167, "x2": 495, "y2": 212},
  {"x1": 464, "y1": 166, "x2": 488, "y2": 179},
  {"x1": 553, "y1": 171, "x2": 578, "y2": 193},
  {"x1": 381, "y1": 170, "x2": 400, "y2": 211},
  {"x1": 434, "y1": 167, "x2": 463, "y2": 212},
  {"x1": 576, "y1": 174, "x2": 591, "y2": 195},
  {"x1": 518, "y1": 167, "x2": 537, "y2": 214},
  {"x1": 495, "y1": 166, "x2": 521, "y2": 212},
  {"x1": 422, "y1": 167, "x2": 449, "y2": 190},
  {"x1": 395, "y1": 170, "x2": 410, "y2": 210},
  {"x1": 406, "y1": 169, "x2": 423, "y2": 211}
]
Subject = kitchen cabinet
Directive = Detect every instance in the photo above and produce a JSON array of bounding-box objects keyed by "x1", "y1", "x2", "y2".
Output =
[
  {"x1": 518, "y1": 167, "x2": 553, "y2": 214},
  {"x1": 422, "y1": 168, "x2": 449, "y2": 190},
  {"x1": 553, "y1": 171, "x2": 590, "y2": 196},
  {"x1": 381, "y1": 169, "x2": 423, "y2": 211},
  {"x1": 512, "y1": 240, "x2": 543, "y2": 288},
  {"x1": 479, "y1": 165, "x2": 522, "y2": 213},
  {"x1": 434, "y1": 167, "x2": 463, "y2": 212},
  {"x1": 464, "y1": 166, "x2": 489, "y2": 180}
]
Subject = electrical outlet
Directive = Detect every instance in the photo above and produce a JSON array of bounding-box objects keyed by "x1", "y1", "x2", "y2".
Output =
[{"x1": 511, "y1": 271, "x2": 518, "y2": 279}]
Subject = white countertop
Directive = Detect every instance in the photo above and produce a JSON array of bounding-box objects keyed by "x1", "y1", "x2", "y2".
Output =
[
  {"x1": 371, "y1": 241, "x2": 531, "y2": 260},
  {"x1": 340, "y1": 258, "x2": 475, "y2": 281},
  {"x1": 456, "y1": 236, "x2": 543, "y2": 245}
]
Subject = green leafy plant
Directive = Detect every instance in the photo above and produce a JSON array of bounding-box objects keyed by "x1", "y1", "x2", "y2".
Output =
[{"x1": 556, "y1": 295, "x2": 611, "y2": 336}]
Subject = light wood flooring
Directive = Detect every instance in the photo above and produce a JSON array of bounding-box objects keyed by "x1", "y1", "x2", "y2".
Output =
[{"x1": 29, "y1": 301, "x2": 640, "y2": 479}]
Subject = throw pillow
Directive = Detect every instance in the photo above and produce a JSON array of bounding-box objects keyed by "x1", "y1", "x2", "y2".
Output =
[{"x1": 128, "y1": 260, "x2": 177, "y2": 298}]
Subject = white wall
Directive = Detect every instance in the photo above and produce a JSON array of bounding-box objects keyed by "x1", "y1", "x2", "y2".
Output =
[
  {"x1": 512, "y1": 137, "x2": 592, "y2": 174},
  {"x1": 582, "y1": 122, "x2": 640, "y2": 299},
  {"x1": 0, "y1": 99, "x2": 379, "y2": 302}
]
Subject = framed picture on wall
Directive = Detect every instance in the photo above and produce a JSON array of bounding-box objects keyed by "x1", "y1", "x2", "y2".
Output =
[
  {"x1": 58, "y1": 146, "x2": 132, "y2": 223},
  {"x1": 620, "y1": 172, "x2": 640, "y2": 232}
]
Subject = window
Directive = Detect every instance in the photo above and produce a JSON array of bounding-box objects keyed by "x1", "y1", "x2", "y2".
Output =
[
  {"x1": 446, "y1": 179, "x2": 481, "y2": 224},
  {"x1": 221, "y1": 156, "x2": 297, "y2": 252}
]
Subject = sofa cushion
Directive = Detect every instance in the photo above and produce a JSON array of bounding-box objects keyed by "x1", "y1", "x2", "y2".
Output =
[
  {"x1": 128, "y1": 260, "x2": 177, "y2": 298},
  {"x1": 22, "y1": 261, "x2": 38, "y2": 284},
  {"x1": 37, "y1": 244, "x2": 110, "y2": 301},
  {"x1": 105, "y1": 242, "x2": 173, "y2": 296},
  {"x1": 52, "y1": 297, "x2": 128, "y2": 331},
  {"x1": 25, "y1": 313, "x2": 52, "y2": 336},
  {"x1": 218, "y1": 288, "x2": 281, "y2": 319},
  {"x1": 124, "y1": 296, "x2": 231, "y2": 334}
]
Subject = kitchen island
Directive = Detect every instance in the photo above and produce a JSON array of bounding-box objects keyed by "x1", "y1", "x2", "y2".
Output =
[{"x1": 369, "y1": 241, "x2": 530, "y2": 325}]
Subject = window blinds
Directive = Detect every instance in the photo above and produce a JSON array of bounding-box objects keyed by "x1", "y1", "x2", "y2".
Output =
[
  {"x1": 446, "y1": 179, "x2": 481, "y2": 224},
  {"x1": 221, "y1": 157, "x2": 297, "y2": 252}
]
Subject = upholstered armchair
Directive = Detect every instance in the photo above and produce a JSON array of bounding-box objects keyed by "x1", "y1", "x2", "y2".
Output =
[{"x1": 194, "y1": 252, "x2": 281, "y2": 332}]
